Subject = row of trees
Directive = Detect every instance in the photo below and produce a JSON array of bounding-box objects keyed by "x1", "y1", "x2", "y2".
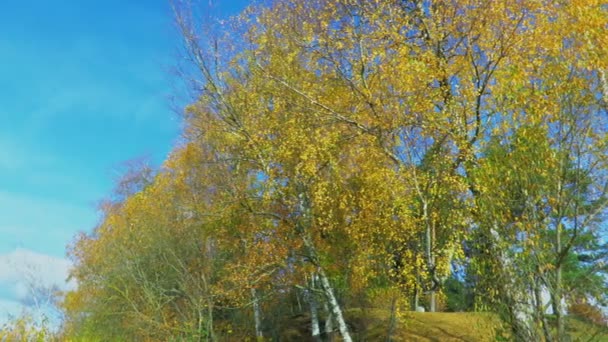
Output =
[{"x1": 57, "y1": 0, "x2": 607, "y2": 341}]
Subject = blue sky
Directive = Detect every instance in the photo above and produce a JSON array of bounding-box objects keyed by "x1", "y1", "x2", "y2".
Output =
[{"x1": 0, "y1": 0, "x2": 249, "y2": 322}]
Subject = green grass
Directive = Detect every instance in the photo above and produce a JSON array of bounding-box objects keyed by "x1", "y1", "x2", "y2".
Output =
[
  {"x1": 277, "y1": 309, "x2": 608, "y2": 341},
  {"x1": 563, "y1": 316, "x2": 608, "y2": 342},
  {"x1": 349, "y1": 309, "x2": 508, "y2": 341}
]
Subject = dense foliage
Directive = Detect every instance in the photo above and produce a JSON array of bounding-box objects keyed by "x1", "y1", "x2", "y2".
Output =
[{"x1": 31, "y1": 1, "x2": 608, "y2": 341}]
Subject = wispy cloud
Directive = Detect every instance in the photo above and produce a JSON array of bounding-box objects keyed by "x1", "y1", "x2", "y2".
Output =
[
  {"x1": 0, "y1": 0, "x2": 183, "y2": 328},
  {"x1": 0, "y1": 248, "x2": 75, "y2": 324},
  {"x1": 0, "y1": 298, "x2": 23, "y2": 321},
  {"x1": 0, "y1": 248, "x2": 75, "y2": 292}
]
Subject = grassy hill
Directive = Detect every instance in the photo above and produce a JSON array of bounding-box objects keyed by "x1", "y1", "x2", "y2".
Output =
[{"x1": 277, "y1": 309, "x2": 608, "y2": 341}]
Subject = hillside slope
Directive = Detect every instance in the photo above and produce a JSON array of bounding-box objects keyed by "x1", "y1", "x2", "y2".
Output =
[{"x1": 277, "y1": 310, "x2": 608, "y2": 341}]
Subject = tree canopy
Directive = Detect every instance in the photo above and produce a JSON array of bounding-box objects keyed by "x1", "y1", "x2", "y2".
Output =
[{"x1": 53, "y1": 1, "x2": 608, "y2": 341}]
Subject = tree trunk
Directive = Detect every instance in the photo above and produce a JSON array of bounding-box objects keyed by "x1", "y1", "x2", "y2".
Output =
[
  {"x1": 298, "y1": 190, "x2": 352, "y2": 342},
  {"x1": 197, "y1": 308, "x2": 204, "y2": 342},
  {"x1": 251, "y1": 288, "x2": 263, "y2": 340},
  {"x1": 490, "y1": 227, "x2": 537, "y2": 341},
  {"x1": 534, "y1": 278, "x2": 553, "y2": 342},
  {"x1": 317, "y1": 268, "x2": 353, "y2": 342},
  {"x1": 509, "y1": 312, "x2": 536, "y2": 342},
  {"x1": 206, "y1": 305, "x2": 215, "y2": 342},
  {"x1": 423, "y1": 201, "x2": 437, "y2": 313},
  {"x1": 308, "y1": 275, "x2": 322, "y2": 342},
  {"x1": 296, "y1": 288, "x2": 303, "y2": 313},
  {"x1": 505, "y1": 280, "x2": 536, "y2": 341},
  {"x1": 323, "y1": 301, "x2": 334, "y2": 342},
  {"x1": 309, "y1": 294, "x2": 321, "y2": 341},
  {"x1": 413, "y1": 283, "x2": 420, "y2": 311},
  {"x1": 386, "y1": 295, "x2": 398, "y2": 342},
  {"x1": 554, "y1": 217, "x2": 566, "y2": 341},
  {"x1": 552, "y1": 265, "x2": 565, "y2": 341},
  {"x1": 596, "y1": 54, "x2": 608, "y2": 106}
]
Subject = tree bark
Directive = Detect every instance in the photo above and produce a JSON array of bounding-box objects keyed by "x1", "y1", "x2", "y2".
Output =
[
  {"x1": 553, "y1": 217, "x2": 566, "y2": 341},
  {"x1": 413, "y1": 281, "x2": 420, "y2": 311},
  {"x1": 323, "y1": 301, "x2": 334, "y2": 341},
  {"x1": 251, "y1": 288, "x2": 263, "y2": 340},
  {"x1": 316, "y1": 268, "x2": 352, "y2": 342},
  {"x1": 386, "y1": 295, "x2": 398, "y2": 342},
  {"x1": 308, "y1": 274, "x2": 322, "y2": 342},
  {"x1": 423, "y1": 201, "x2": 437, "y2": 313},
  {"x1": 534, "y1": 277, "x2": 553, "y2": 342},
  {"x1": 298, "y1": 190, "x2": 352, "y2": 342},
  {"x1": 552, "y1": 265, "x2": 565, "y2": 341},
  {"x1": 206, "y1": 305, "x2": 215, "y2": 342},
  {"x1": 490, "y1": 227, "x2": 537, "y2": 341}
]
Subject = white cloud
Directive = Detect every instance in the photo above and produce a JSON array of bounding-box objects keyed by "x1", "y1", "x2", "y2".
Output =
[
  {"x1": 0, "y1": 249, "x2": 76, "y2": 329},
  {"x1": 0, "y1": 248, "x2": 76, "y2": 309},
  {"x1": 0, "y1": 297, "x2": 62, "y2": 329}
]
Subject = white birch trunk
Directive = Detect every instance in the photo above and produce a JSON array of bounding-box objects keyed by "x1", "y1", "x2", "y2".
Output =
[
  {"x1": 423, "y1": 201, "x2": 437, "y2": 313},
  {"x1": 490, "y1": 226, "x2": 537, "y2": 341},
  {"x1": 308, "y1": 275, "x2": 322, "y2": 341},
  {"x1": 534, "y1": 278, "x2": 553, "y2": 342},
  {"x1": 317, "y1": 267, "x2": 352, "y2": 342},
  {"x1": 600, "y1": 68, "x2": 608, "y2": 105},
  {"x1": 297, "y1": 188, "x2": 352, "y2": 342},
  {"x1": 323, "y1": 301, "x2": 334, "y2": 337},
  {"x1": 301, "y1": 232, "x2": 352, "y2": 342},
  {"x1": 251, "y1": 288, "x2": 263, "y2": 340},
  {"x1": 309, "y1": 295, "x2": 321, "y2": 340}
]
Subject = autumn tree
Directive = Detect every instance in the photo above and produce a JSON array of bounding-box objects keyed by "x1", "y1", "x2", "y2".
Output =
[
  {"x1": 62, "y1": 1, "x2": 607, "y2": 341},
  {"x1": 174, "y1": 0, "x2": 608, "y2": 339}
]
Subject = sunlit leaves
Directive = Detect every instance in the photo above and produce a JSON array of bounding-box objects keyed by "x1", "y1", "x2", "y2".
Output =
[{"x1": 62, "y1": 0, "x2": 608, "y2": 339}]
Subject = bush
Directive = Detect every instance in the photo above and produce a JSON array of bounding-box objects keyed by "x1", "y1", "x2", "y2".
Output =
[{"x1": 568, "y1": 302, "x2": 607, "y2": 326}]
